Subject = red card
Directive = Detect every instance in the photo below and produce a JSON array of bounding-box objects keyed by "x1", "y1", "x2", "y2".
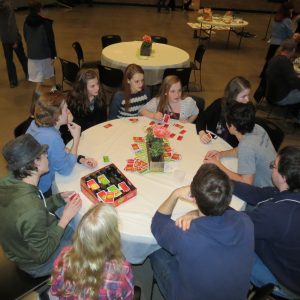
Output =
[
  {"x1": 133, "y1": 137, "x2": 144, "y2": 142},
  {"x1": 104, "y1": 123, "x2": 112, "y2": 128},
  {"x1": 169, "y1": 133, "x2": 176, "y2": 138},
  {"x1": 131, "y1": 144, "x2": 140, "y2": 151},
  {"x1": 104, "y1": 191, "x2": 114, "y2": 203},
  {"x1": 129, "y1": 118, "x2": 139, "y2": 123},
  {"x1": 177, "y1": 135, "x2": 183, "y2": 141},
  {"x1": 86, "y1": 179, "x2": 100, "y2": 190},
  {"x1": 174, "y1": 123, "x2": 184, "y2": 129},
  {"x1": 69, "y1": 193, "x2": 77, "y2": 201},
  {"x1": 118, "y1": 181, "x2": 130, "y2": 192},
  {"x1": 171, "y1": 153, "x2": 182, "y2": 160},
  {"x1": 163, "y1": 114, "x2": 170, "y2": 123},
  {"x1": 96, "y1": 190, "x2": 107, "y2": 202},
  {"x1": 180, "y1": 130, "x2": 187, "y2": 134}
]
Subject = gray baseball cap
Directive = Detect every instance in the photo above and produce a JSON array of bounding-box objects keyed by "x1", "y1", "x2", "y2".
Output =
[{"x1": 2, "y1": 134, "x2": 48, "y2": 171}]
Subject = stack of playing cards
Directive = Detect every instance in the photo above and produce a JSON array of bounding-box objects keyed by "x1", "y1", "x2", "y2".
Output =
[{"x1": 124, "y1": 158, "x2": 149, "y2": 174}]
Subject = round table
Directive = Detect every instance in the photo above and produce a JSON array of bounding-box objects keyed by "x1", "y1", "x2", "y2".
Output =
[
  {"x1": 54, "y1": 117, "x2": 245, "y2": 264},
  {"x1": 100, "y1": 41, "x2": 190, "y2": 86},
  {"x1": 197, "y1": 16, "x2": 249, "y2": 48}
]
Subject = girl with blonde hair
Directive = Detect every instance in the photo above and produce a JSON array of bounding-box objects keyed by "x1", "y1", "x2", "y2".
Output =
[
  {"x1": 50, "y1": 203, "x2": 134, "y2": 299},
  {"x1": 140, "y1": 75, "x2": 199, "y2": 123}
]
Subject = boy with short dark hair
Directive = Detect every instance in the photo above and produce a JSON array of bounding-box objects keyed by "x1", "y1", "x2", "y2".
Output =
[
  {"x1": 204, "y1": 102, "x2": 276, "y2": 187},
  {"x1": 150, "y1": 164, "x2": 254, "y2": 300}
]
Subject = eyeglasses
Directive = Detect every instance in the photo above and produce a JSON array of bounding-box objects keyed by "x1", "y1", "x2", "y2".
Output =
[{"x1": 269, "y1": 160, "x2": 277, "y2": 170}]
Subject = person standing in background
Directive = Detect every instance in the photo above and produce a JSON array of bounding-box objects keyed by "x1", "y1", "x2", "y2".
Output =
[
  {"x1": 0, "y1": 0, "x2": 28, "y2": 88},
  {"x1": 23, "y1": 0, "x2": 57, "y2": 92}
]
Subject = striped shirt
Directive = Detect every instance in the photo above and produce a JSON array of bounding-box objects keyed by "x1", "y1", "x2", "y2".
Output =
[{"x1": 109, "y1": 88, "x2": 150, "y2": 120}]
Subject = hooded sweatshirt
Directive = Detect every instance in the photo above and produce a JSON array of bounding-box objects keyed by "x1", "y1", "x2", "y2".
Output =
[
  {"x1": 0, "y1": 173, "x2": 65, "y2": 272},
  {"x1": 151, "y1": 209, "x2": 254, "y2": 300},
  {"x1": 0, "y1": 1, "x2": 20, "y2": 44},
  {"x1": 23, "y1": 12, "x2": 56, "y2": 59}
]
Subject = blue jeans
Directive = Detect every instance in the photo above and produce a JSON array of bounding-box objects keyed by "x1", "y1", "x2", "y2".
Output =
[
  {"x1": 22, "y1": 224, "x2": 74, "y2": 278},
  {"x1": 251, "y1": 254, "x2": 292, "y2": 299},
  {"x1": 277, "y1": 89, "x2": 300, "y2": 122},
  {"x1": 149, "y1": 248, "x2": 174, "y2": 299},
  {"x1": 2, "y1": 36, "x2": 28, "y2": 85}
]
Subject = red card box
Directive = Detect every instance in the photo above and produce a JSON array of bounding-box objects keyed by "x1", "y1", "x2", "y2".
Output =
[{"x1": 80, "y1": 163, "x2": 137, "y2": 207}]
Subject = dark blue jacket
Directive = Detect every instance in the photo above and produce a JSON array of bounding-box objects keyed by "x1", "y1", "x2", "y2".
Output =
[
  {"x1": 234, "y1": 181, "x2": 300, "y2": 294},
  {"x1": 152, "y1": 210, "x2": 254, "y2": 300}
]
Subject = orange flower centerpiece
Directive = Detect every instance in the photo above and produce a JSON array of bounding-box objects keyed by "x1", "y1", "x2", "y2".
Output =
[{"x1": 140, "y1": 34, "x2": 152, "y2": 57}]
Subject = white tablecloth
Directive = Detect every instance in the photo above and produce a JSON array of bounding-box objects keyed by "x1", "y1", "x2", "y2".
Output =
[
  {"x1": 100, "y1": 41, "x2": 190, "y2": 86},
  {"x1": 55, "y1": 117, "x2": 245, "y2": 264}
]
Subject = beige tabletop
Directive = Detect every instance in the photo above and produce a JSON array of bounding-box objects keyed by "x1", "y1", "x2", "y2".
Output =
[
  {"x1": 197, "y1": 16, "x2": 249, "y2": 28},
  {"x1": 54, "y1": 117, "x2": 245, "y2": 264},
  {"x1": 101, "y1": 41, "x2": 190, "y2": 86}
]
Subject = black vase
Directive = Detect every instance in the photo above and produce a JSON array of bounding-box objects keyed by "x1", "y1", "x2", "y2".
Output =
[{"x1": 140, "y1": 43, "x2": 152, "y2": 56}]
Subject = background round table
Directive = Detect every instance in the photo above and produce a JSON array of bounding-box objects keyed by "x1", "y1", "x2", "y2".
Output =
[
  {"x1": 54, "y1": 117, "x2": 245, "y2": 264},
  {"x1": 101, "y1": 41, "x2": 190, "y2": 86}
]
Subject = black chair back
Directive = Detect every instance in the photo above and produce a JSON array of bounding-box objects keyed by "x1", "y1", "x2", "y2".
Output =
[
  {"x1": 98, "y1": 64, "x2": 123, "y2": 88},
  {"x1": 101, "y1": 34, "x2": 122, "y2": 49},
  {"x1": 255, "y1": 117, "x2": 284, "y2": 152},
  {"x1": 72, "y1": 41, "x2": 84, "y2": 67},
  {"x1": 163, "y1": 67, "x2": 192, "y2": 91},
  {"x1": 59, "y1": 58, "x2": 80, "y2": 89},
  {"x1": 194, "y1": 44, "x2": 206, "y2": 65},
  {"x1": 151, "y1": 35, "x2": 168, "y2": 44}
]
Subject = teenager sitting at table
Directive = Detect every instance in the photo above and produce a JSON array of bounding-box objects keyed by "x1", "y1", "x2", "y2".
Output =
[
  {"x1": 50, "y1": 203, "x2": 134, "y2": 299},
  {"x1": 140, "y1": 75, "x2": 199, "y2": 123},
  {"x1": 196, "y1": 76, "x2": 250, "y2": 147},
  {"x1": 26, "y1": 91, "x2": 97, "y2": 196},
  {"x1": 109, "y1": 64, "x2": 150, "y2": 120},
  {"x1": 61, "y1": 69, "x2": 107, "y2": 143},
  {"x1": 204, "y1": 102, "x2": 276, "y2": 187},
  {"x1": 0, "y1": 134, "x2": 81, "y2": 277},
  {"x1": 150, "y1": 163, "x2": 254, "y2": 300}
]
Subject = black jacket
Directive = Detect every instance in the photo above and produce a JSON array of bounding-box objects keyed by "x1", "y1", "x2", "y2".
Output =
[{"x1": 23, "y1": 13, "x2": 56, "y2": 59}]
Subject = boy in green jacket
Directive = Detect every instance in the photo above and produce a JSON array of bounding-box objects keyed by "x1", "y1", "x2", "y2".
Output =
[{"x1": 0, "y1": 134, "x2": 81, "y2": 277}]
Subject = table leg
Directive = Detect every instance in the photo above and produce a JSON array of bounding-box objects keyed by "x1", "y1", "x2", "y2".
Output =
[
  {"x1": 193, "y1": 29, "x2": 198, "y2": 38},
  {"x1": 238, "y1": 27, "x2": 244, "y2": 49},
  {"x1": 226, "y1": 28, "x2": 232, "y2": 48}
]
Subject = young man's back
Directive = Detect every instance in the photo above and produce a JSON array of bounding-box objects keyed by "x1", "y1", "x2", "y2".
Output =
[{"x1": 152, "y1": 209, "x2": 253, "y2": 300}]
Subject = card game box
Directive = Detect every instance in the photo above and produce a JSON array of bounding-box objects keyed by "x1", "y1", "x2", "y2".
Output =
[{"x1": 80, "y1": 163, "x2": 137, "y2": 207}]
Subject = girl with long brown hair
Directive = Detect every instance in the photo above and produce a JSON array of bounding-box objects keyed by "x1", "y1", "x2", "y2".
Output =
[{"x1": 109, "y1": 64, "x2": 150, "y2": 120}]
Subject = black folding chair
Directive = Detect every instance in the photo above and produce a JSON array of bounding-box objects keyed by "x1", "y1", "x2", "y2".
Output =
[
  {"x1": 101, "y1": 34, "x2": 122, "y2": 49},
  {"x1": 255, "y1": 117, "x2": 284, "y2": 152},
  {"x1": 98, "y1": 64, "x2": 123, "y2": 105},
  {"x1": 72, "y1": 41, "x2": 101, "y2": 69},
  {"x1": 163, "y1": 67, "x2": 192, "y2": 91},
  {"x1": 151, "y1": 35, "x2": 168, "y2": 44},
  {"x1": 190, "y1": 44, "x2": 206, "y2": 91},
  {"x1": 59, "y1": 58, "x2": 80, "y2": 89}
]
